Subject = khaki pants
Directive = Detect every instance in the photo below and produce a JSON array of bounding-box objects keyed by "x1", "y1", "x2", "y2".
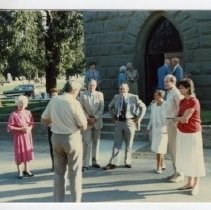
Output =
[
  {"x1": 82, "y1": 127, "x2": 100, "y2": 167},
  {"x1": 110, "y1": 120, "x2": 136, "y2": 165},
  {"x1": 51, "y1": 131, "x2": 83, "y2": 202},
  {"x1": 167, "y1": 119, "x2": 177, "y2": 174}
]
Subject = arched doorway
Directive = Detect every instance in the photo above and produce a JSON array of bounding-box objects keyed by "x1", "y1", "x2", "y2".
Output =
[{"x1": 145, "y1": 17, "x2": 183, "y2": 104}]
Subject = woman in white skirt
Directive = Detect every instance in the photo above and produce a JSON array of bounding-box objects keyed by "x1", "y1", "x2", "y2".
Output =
[
  {"x1": 147, "y1": 90, "x2": 168, "y2": 174},
  {"x1": 175, "y1": 79, "x2": 206, "y2": 196}
]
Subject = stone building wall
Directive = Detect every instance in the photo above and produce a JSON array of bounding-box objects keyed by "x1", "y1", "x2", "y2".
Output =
[{"x1": 83, "y1": 11, "x2": 211, "y2": 108}]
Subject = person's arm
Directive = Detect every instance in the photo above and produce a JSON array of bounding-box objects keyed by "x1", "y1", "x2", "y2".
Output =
[
  {"x1": 7, "y1": 113, "x2": 27, "y2": 132},
  {"x1": 136, "y1": 96, "x2": 147, "y2": 122},
  {"x1": 78, "y1": 92, "x2": 89, "y2": 119},
  {"x1": 73, "y1": 100, "x2": 87, "y2": 130},
  {"x1": 175, "y1": 98, "x2": 198, "y2": 123},
  {"x1": 94, "y1": 92, "x2": 104, "y2": 120},
  {"x1": 41, "y1": 100, "x2": 52, "y2": 126},
  {"x1": 147, "y1": 104, "x2": 152, "y2": 130}
]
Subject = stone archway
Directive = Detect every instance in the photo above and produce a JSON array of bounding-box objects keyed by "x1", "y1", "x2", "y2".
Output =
[
  {"x1": 145, "y1": 17, "x2": 183, "y2": 104},
  {"x1": 126, "y1": 11, "x2": 200, "y2": 103}
]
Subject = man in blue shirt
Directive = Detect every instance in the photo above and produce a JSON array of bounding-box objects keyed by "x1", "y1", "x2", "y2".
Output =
[
  {"x1": 171, "y1": 57, "x2": 184, "y2": 82},
  {"x1": 157, "y1": 59, "x2": 171, "y2": 90},
  {"x1": 84, "y1": 62, "x2": 100, "y2": 90}
]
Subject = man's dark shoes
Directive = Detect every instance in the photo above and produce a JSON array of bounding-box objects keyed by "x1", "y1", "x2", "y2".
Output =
[
  {"x1": 92, "y1": 163, "x2": 101, "y2": 168},
  {"x1": 103, "y1": 164, "x2": 116, "y2": 170},
  {"x1": 125, "y1": 164, "x2": 132, "y2": 168}
]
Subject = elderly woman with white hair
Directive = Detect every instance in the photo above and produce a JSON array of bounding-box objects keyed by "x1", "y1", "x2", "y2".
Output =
[
  {"x1": 118, "y1": 65, "x2": 127, "y2": 87},
  {"x1": 126, "y1": 62, "x2": 139, "y2": 95},
  {"x1": 7, "y1": 95, "x2": 34, "y2": 179}
]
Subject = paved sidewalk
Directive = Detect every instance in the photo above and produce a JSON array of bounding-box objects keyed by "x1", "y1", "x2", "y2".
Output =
[{"x1": 0, "y1": 139, "x2": 210, "y2": 202}]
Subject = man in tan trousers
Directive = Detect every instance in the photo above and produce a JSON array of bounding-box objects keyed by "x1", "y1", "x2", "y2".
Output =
[
  {"x1": 41, "y1": 80, "x2": 87, "y2": 202},
  {"x1": 164, "y1": 74, "x2": 184, "y2": 183},
  {"x1": 103, "y1": 83, "x2": 146, "y2": 170},
  {"x1": 79, "y1": 79, "x2": 104, "y2": 171}
]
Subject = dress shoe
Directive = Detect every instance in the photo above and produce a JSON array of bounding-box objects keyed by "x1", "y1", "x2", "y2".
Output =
[
  {"x1": 103, "y1": 164, "x2": 116, "y2": 170},
  {"x1": 125, "y1": 164, "x2": 132, "y2": 168},
  {"x1": 177, "y1": 185, "x2": 193, "y2": 190},
  {"x1": 92, "y1": 163, "x2": 101, "y2": 168},
  {"x1": 82, "y1": 167, "x2": 89, "y2": 172},
  {"x1": 23, "y1": 170, "x2": 34, "y2": 177}
]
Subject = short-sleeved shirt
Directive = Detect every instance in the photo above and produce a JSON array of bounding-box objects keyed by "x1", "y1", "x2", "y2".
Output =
[
  {"x1": 177, "y1": 96, "x2": 201, "y2": 133},
  {"x1": 41, "y1": 93, "x2": 87, "y2": 134}
]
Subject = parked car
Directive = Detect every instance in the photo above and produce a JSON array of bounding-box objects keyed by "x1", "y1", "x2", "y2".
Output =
[{"x1": 3, "y1": 84, "x2": 35, "y2": 98}]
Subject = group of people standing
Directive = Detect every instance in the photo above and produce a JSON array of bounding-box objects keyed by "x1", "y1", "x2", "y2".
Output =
[
  {"x1": 6, "y1": 58, "x2": 206, "y2": 202},
  {"x1": 147, "y1": 74, "x2": 206, "y2": 196}
]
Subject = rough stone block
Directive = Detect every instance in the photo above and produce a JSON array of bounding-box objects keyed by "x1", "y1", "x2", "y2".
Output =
[
  {"x1": 198, "y1": 22, "x2": 211, "y2": 35},
  {"x1": 184, "y1": 38, "x2": 199, "y2": 50},
  {"x1": 191, "y1": 75, "x2": 211, "y2": 87},
  {"x1": 195, "y1": 49, "x2": 211, "y2": 62},
  {"x1": 200, "y1": 35, "x2": 211, "y2": 48},
  {"x1": 183, "y1": 27, "x2": 198, "y2": 41},
  {"x1": 98, "y1": 54, "x2": 135, "y2": 68},
  {"x1": 191, "y1": 11, "x2": 211, "y2": 22}
]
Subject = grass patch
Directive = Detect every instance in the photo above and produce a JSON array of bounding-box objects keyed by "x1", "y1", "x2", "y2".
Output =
[
  {"x1": 201, "y1": 110, "x2": 211, "y2": 125},
  {"x1": 0, "y1": 100, "x2": 49, "y2": 121}
]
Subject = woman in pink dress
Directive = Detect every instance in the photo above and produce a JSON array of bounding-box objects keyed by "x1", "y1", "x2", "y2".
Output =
[{"x1": 7, "y1": 95, "x2": 34, "y2": 179}]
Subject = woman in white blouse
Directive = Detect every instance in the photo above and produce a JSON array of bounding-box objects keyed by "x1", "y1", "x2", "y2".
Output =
[{"x1": 147, "y1": 90, "x2": 168, "y2": 174}]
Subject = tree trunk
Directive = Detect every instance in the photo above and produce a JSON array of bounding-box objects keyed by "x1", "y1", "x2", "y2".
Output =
[{"x1": 44, "y1": 11, "x2": 57, "y2": 93}]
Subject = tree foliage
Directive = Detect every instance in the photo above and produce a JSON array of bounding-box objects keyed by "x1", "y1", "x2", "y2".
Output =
[{"x1": 0, "y1": 10, "x2": 84, "y2": 88}]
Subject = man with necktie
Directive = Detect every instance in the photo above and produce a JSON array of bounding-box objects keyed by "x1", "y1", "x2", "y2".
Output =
[
  {"x1": 79, "y1": 79, "x2": 104, "y2": 171},
  {"x1": 103, "y1": 83, "x2": 146, "y2": 170},
  {"x1": 84, "y1": 62, "x2": 100, "y2": 90}
]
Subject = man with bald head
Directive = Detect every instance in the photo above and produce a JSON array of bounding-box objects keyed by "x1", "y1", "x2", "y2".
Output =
[
  {"x1": 157, "y1": 59, "x2": 171, "y2": 90},
  {"x1": 79, "y1": 79, "x2": 104, "y2": 171}
]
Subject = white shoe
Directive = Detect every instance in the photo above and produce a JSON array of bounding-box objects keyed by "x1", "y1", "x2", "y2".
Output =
[
  {"x1": 157, "y1": 169, "x2": 162, "y2": 174},
  {"x1": 191, "y1": 186, "x2": 199, "y2": 196},
  {"x1": 169, "y1": 175, "x2": 184, "y2": 183}
]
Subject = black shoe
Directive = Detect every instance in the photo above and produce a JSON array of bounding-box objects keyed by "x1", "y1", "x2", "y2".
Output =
[
  {"x1": 92, "y1": 163, "x2": 101, "y2": 168},
  {"x1": 82, "y1": 167, "x2": 89, "y2": 172},
  {"x1": 125, "y1": 164, "x2": 132, "y2": 168},
  {"x1": 103, "y1": 164, "x2": 116, "y2": 170},
  {"x1": 23, "y1": 171, "x2": 34, "y2": 177}
]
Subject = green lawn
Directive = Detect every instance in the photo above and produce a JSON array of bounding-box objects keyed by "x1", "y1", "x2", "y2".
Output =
[
  {"x1": 0, "y1": 100, "x2": 48, "y2": 121},
  {"x1": 201, "y1": 110, "x2": 211, "y2": 125}
]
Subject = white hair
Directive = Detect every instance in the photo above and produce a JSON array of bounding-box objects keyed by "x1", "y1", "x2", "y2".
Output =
[
  {"x1": 63, "y1": 80, "x2": 82, "y2": 92},
  {"x1": 15, "y1": 95, "x2": 29, "y2": 107},
  {"x1": 119, "y1": 65, "x2": 127, "y2": 73},
  {"x1": 89, "y1": 79, "x2": 97, "y2": 86},
  {"x1": 164, "y1": 74, "x2": 177, "y2": 84},
  {"x1": 119, "y1": 83, "x2": 129, "y2": 90},
  {"x1": 126, "y1": 62, "x2": 133, "y2": 68}
]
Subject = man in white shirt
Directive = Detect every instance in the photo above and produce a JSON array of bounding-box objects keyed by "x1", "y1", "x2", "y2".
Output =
[
  {"x1": 41, "y1": 80, "x2": 87, "y2": 202},
  {"x1": 79, "y1": 79, "x2": 104, "y2": 171},
  {"x1": 164, "y1": 74, "x2": 184, "y2": 183}
]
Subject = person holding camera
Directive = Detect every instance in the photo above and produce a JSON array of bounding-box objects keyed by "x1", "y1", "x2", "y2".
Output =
[{"x1": 103, "y1": 83, "x2": 146, "y2": 170}]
